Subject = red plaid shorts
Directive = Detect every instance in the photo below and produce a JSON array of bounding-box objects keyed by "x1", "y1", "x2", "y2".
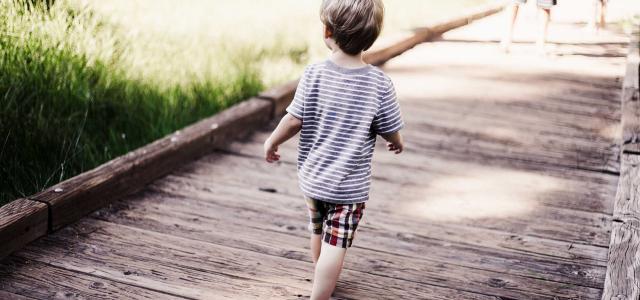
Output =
[{"x1": 305, "y1": 197, "x2": 366, "y2": 248}]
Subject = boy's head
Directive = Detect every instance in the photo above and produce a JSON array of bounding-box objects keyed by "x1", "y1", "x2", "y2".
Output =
[{"x1": 320, "y1": 0, "x2": 384, "y2": 55}]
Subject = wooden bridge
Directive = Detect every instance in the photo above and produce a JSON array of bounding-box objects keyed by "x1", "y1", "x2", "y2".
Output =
[{"x1": 1, "y1": 2, "x2": 638, "y2": 299}]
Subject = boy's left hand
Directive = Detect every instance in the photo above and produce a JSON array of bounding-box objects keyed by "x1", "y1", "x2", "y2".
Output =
[{"x1": 264, "y1": 141, "x2": 280, "y2": 163}]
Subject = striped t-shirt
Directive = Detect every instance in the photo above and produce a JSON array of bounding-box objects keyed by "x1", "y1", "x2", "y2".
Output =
[{"x1": 286, "y1": 59, "x2": 404, "y2": 204}]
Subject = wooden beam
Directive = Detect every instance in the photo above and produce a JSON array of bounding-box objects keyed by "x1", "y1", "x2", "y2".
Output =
[
  {"x1": 603, "y1": 154, "x2": 640, "y2": 299},
  {"x1": 0, "y1": 199, "x2": 48, "y2": 260},
  {"x1": 258, "y1": 79, "x2": 298, "y2": 118},
  {"x1": 29, "y1": 98, "x2": 272, "y2": 231},
  {"x1": 622, "y1": 32, "x2": 639, "y2": 154},
  {"x1": 603, "y1": 30, "x2": 640, "y2": 300}
]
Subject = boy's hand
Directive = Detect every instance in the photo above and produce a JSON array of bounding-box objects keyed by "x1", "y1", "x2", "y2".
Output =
[
  {"x1": 381, "y1": 132, "x2": 404, "y2": 154},
  {"x1": 387, "y1": 141, "x2": 403, "y2": 154},
  {"x1": 264, "y1": 140, "x2": 280, "y2": 163}
]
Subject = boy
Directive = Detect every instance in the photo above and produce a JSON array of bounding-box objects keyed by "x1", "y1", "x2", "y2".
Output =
[{"x1": 263, "y1": 0, "x2": 404, "y2": 298}]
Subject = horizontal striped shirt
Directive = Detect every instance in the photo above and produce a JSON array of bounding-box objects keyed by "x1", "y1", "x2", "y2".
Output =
[{"x1": 286, "y1": 59, "x2": 404, "y2": 204}]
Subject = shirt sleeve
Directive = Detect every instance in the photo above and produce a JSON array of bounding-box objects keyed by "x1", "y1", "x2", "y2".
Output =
[
  {"x1": 372, "y1": 79, "x2": 404, "y2": 135},
  {"x1": 285, "y1": 67, "x2": 309, "y2": 120}
]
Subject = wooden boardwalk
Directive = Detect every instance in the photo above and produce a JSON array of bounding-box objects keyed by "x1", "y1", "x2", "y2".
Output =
[{"x1": 0, "y1": 6, "x2": 632, "y2": 300}]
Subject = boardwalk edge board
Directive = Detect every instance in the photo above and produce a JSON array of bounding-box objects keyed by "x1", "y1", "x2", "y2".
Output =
[
  {"x1": 0, "y1": 2, "x2": 508, "y2": 260},
  {"x1": 0, "y1": 199, "x2": 48, "y2": 260},
  {"x1": 602, "y1": 30, "x2": 640, "y2": 300},
  {"x1": 621, "y1": 29, "x2": 640, "y2": 154}
]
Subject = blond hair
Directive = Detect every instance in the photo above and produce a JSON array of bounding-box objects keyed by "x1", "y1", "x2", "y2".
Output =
[{"x1": 320, "y1": 0, "x2": 384, "y2": 55}]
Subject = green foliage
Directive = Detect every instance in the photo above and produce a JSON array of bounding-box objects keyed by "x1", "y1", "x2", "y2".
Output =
[{"x1": 0, "y1": 1, "x2": 263, "y2": 204}]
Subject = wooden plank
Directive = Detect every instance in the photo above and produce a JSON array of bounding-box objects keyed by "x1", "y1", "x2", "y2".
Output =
[
  {"x1": 141, "y1": 173, "x2": 607, "y2": 289},
  {"x1": 88, "y1": 194, "x2": 603, "y2": 299},
  {"x1": 14, "y1": 218, "x2": 499, "y2": 300},
  {"x1": 0, "y1": 290, "x2": 35, "y2": 300},
  {"x1": 621, "y1": 32, "x2": 640, "y2": 154},
  {"x1": 30, "y1": 98, "x2": 272, "y2": 231},
  {"x1": 225, "y1": 139, "x2": 617, "y2": 215},
  {"x1": 164, "y1": 166, "x2": 610, "y2": 265},
  {"x1": 0, "y1": 199, "x2": 48, "y2": 260},
  {"x1": 184, "y1": 155, "x2": 613, "y2": 248},
  {"x1": 0, "y1": 256, "x2": 184, "y2": 300},
  {"x1": 602, "y1": 221, "x2": 640, "y2": 300},
  {"x1": 612, "y1": 154, "x2": 640, "y2": 223},
  {"x1": 603, "y1": 154, "x2": 640, "y2": 299}
]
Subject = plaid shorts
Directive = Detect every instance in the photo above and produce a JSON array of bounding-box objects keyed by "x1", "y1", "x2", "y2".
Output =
[
  {"x1": 514, "y1": 0, "x2": 557, "y2": 8},
  {"x1": 305, "y1": 197, "x2": 366, "y2": 248}
]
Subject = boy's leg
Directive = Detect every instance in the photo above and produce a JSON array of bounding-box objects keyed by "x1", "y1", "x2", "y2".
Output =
[
  {"x1": 310, "y1": 202, "x2": 365, "y2": 299},
  {"x1": 305, "y1": 197, "x2": 325, "y2": 263},
  {"x1": 310, "y1": 234, "x2": 322, "y2": 263},
  {"x1": 310, "y1": 243, "x2": 347, "y2": 300}
]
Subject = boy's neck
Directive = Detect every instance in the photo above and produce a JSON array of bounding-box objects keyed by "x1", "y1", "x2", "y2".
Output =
[{"x1": 329, "y1": 48, "x2": 366, "y2": 69}]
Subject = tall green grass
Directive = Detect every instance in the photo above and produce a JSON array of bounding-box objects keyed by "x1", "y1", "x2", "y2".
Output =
[{"x1": 0, "y1": 1, "x2": 270, "y2": 204}]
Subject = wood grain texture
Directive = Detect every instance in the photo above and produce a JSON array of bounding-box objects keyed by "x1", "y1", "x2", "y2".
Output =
[
  {"x1": 622, "y1": 32, "x2": 640, "y2": 154},
  {"x1": 603, "y1": 154, "x2": 640, "y2": 299},
  {"x1": 97, "y1": 179, "x2": 606, "y2": 295},
  {"x1": 0, "y1": 199, "x2": 48, "y2": 260},
  {"x1": 0, "y1": 290, "x2": 35, "y2": 300},
  {"x1": 0, "y1": 256, "x2": 186, "y2": 300},
  {"x1": 30, "y1": 98, "x2": 272, "y2": 231}
]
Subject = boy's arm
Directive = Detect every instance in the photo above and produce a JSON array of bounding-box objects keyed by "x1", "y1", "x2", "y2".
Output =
[
  {"x1": 381, "y1": 131, "x2": 404, "y2": 154},
  {"x1": 264, "y1": 113, "x2": 302, "y2": 163}
]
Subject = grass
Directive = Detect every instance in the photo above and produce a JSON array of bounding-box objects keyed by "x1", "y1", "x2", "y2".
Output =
[{"x1": 0, "y1": 0, "x2": 488, "y2": 206}]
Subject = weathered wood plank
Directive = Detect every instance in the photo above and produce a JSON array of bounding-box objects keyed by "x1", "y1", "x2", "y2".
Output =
[
  {"x1": 258, "y1": 80, "x2": 298, "y2": 118},
  {"x1": 612, "y1": 154, "x2": 640, "y2": 224},
  {"x1": 30, "y1": 98, "x2": 272, "y2": 231},
  {"x1": 15, "y1": 218, "x2": 500, "y2": 300},
  {"x1": 0, "y1": 199, "x2": 48, "y2": 260},
  {"x1": 0, "y1": 290, "x2": 35, "y2": 300},
  {"x1": 621, "y1": 32, "x2": 640, "y2": 154},
  {"x1": 603, "y1": 154, "x2": 640, "y2": 299},
  {"x1": 141, "y1": 174, "x2": 607, "y2": 289},
  {"x1": 0, "y1": 256, "x2": 184, "y2": 300},
  {"x1": 602, "y1": 221, "x2": 640, "y2": 300},
  {"x1": 223, "y1": 139, "x2": 617, "y2": 215},
  {"x1": 88, "y1": 194, "x2": 603, "y2": 299},
  {"x1": 185, "y1": 153, "x2": 613, "y2": 248}
]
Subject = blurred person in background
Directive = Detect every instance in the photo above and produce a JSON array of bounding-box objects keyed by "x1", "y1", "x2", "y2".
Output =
[
  {"x1": 500, "y1": 0, "x2": 557, "y2": 54},
  {"x1": 587, "y1": 0, "x2": 608, "y2": 31}
]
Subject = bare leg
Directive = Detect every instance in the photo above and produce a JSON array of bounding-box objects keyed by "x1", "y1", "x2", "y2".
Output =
[
  {"x1": 537, "y1": 8, "x2": 551, "y2": 54},
  {"x1": 599, "y1": 0, "x2": 607, "y2": 29},
  {"x1": 310, "y1": 234, "x2": 322, "y2": 263},
  {"x1": 310, "y1": 242, "x2": 347, "y2": 300},
  {"x1": 500, "y1": 3, "x2": 520, "y2": 52}
]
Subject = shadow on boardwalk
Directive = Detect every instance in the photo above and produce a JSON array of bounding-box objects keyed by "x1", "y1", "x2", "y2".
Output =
[{"x1": 0, "y1": 6, "x2": 631, "y2": 300}]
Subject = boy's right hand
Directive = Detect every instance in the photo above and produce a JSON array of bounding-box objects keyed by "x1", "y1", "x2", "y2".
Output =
[
  {"x1": 387, "y1": 141, "x2": 403, "y2": 154},
  {"x1": 381, "y1": 132, "x2": 404, "y2": 154},
  {"x1": 264, "y1": 141, "x2": 280, "y2": 163}
]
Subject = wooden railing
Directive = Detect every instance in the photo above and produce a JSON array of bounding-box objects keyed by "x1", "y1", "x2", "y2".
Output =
[{"x1": 602, "y1": 30, "x2": 640, "y2": 300}]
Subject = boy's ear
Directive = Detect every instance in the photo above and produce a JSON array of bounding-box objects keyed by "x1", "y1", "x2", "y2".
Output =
[{"x1": 324, "y1": 25, "x2": 333, "y2": 39}]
